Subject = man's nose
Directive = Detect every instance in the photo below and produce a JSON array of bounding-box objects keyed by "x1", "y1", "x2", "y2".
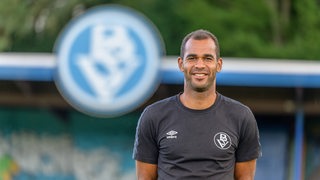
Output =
[{"x1": 194, "y1": 58, "x2": 206, "y2": 67}]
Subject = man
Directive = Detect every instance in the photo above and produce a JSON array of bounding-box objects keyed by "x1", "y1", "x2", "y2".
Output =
[{"x1": 133, "y1": 29, "x2": 261, "y2": 180}]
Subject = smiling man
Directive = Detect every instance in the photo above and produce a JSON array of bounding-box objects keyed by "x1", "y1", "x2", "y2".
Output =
[{"x1": 133, "y1": 29, "x2": 261, "y2": 180}]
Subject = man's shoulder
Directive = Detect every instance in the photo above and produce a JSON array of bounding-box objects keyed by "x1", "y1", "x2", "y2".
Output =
[
  {"x1": 140, "y1": 95, "x2": 179, "y2": 122},
  {"x1": 218, "y1": 93, "x2": 251, "y2": 112},
  {"x1": 145, "y1": 95, "x2": 178, "y2": 111},
  {"x1": 218, "y1": 93, "x2": 256, "y2": 123}
]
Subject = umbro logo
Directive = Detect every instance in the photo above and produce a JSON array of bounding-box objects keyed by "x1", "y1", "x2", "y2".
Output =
[{"x1": 166, "y1": 130, "x2": 178, "y2": 139}]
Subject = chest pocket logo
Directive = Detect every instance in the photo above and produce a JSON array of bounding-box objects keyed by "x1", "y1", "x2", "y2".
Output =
[{"x1": 214, "y1": 132, "x2": 232, "y2": 150}]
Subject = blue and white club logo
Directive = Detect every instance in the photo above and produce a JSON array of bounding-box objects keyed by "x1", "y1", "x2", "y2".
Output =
[{"x1": 54, "y1": 5, "x2": 164, "y2": 117}]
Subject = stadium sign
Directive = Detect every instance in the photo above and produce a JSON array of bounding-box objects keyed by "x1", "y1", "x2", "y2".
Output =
[{"x1": 54, "y1": 5, "x2": 164, "y2": 117}]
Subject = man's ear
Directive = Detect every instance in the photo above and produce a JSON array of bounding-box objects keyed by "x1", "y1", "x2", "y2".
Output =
[
  {"x1": 217, "y1": 58, "x2": 223, "y2": 72},
  {"x1": 178, "y1": 57, "x2": 184, "y2": 72}
]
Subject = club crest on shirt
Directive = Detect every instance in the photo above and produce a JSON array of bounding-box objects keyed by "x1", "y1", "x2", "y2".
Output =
[{"x1": 214, "y1": 132, "x2": 231, "y2": 150}]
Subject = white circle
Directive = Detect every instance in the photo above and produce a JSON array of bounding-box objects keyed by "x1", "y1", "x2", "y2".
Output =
[
  {"x1": 54, "y1": 5, "x2": 164, "y2": 117},
  {"x1": 214, "y1": 132, "x2": 232, "y2": 150}
]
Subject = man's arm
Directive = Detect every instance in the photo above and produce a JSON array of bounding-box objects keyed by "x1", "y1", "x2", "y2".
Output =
[
  {"x1": 234, "y1": 159, "x2": 257, "y2": 180},
  {"x1": 136, "y1": 160, "x2": 158, "y2": 180}
]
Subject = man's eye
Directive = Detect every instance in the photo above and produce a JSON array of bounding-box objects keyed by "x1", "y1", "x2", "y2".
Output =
[{"x1": 187, "y1": 57, "x2": 196, "y2": 60}]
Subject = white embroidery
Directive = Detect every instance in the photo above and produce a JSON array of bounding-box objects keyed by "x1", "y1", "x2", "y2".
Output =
[
  {"x1": 166, "y1": 130, "x2": 178, "y2": 139},
  {"x1": 214, "y1": 132, "x2": 231, "y2": 150}
]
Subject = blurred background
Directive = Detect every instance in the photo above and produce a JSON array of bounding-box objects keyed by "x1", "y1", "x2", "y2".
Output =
[{"x1": 0, "y1": 0, "x2": 320, "y2": 179}]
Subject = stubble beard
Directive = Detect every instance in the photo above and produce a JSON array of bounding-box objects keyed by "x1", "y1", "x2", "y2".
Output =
[{"x1": 185, "y1": 72, "x2": 216, "y2": 93}]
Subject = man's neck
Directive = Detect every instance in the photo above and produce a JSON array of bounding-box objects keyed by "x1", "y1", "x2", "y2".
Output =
[{"x1": 180, "y1": 89, "x2": 217, "y2": 110}]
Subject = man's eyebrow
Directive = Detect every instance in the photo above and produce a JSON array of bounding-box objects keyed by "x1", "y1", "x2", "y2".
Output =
[
  {"x1": 203, "y1": 54, "x2": 214, "y2": 57},
  {"x1": 186, "y1": 54, "x2": 214, "y2": 57},
  {"x1": 185, "y1": 54, "x2": 197, "y2": 57},
  {"x1": 185, "y1": 54, "x2": 215, "y2": 59}
]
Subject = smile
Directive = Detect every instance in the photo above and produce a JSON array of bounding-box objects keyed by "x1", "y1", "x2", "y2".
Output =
[{"x1": 194, "y1": 73, "x2": 206, "y2": 77}]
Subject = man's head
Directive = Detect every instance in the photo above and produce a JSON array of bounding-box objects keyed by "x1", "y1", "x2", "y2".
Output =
[
  {"x1": 180, "y1": 29, "x2": 220, "y2": 59},
  {"x1": 178, "y1": 29, "x2": 222, "y2": 93}
]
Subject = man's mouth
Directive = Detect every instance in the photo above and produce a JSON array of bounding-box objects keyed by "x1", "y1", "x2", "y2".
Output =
[
  {"x1": 194, "y1": 73, "x2": 206, "y2": 77},
  {"x1": 193, "y1": 71, "x2": 208, "y2": 75}
]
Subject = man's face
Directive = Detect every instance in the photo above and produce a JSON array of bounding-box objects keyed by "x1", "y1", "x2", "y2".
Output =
[{"x1": 178, "y1": 38, "x2": 222, "y2": 92}]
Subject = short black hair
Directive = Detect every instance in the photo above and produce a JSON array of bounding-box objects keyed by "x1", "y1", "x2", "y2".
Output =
[{"x1": 180, "y1": 29, "x2": 220, "y2": 59}]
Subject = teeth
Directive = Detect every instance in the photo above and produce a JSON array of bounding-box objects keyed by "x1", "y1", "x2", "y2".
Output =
[{"x1": 195, "y1": 74, "x2": 205, "y2": 76}]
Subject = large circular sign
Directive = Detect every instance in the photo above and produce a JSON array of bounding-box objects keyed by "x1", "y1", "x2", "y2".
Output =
[{"x1": 54, "y1": 5, "x2": 164, "y2": 117}]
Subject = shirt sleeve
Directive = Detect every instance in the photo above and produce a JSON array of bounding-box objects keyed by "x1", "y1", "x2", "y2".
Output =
[
  {"x1": 236, "y1": 108, "x2": 262, "y2": 162},
  {"x1": 132, "y1": 107, "x2": 159, "y2": 164}
]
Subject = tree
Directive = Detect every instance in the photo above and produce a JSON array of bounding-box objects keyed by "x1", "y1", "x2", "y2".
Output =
[
  {"x1": 0, "y1": 0, "x2": 319, "y2": 60},
  {"x1": 0, "y1": 0, "x2": 78, "y2": 52}
]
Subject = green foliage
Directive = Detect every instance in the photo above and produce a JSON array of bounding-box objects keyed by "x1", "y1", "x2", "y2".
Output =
[
  {"x1": 0, "y1": 0, "x2": 79, "y2": 51},
  {"x1": 0, "y1": 0, "x2": 320, "y2": 60}
]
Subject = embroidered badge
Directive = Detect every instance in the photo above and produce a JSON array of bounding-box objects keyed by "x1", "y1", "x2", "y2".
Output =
[{"x1": 214, "y1": 132, "x2": 231, "y2": 150}]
